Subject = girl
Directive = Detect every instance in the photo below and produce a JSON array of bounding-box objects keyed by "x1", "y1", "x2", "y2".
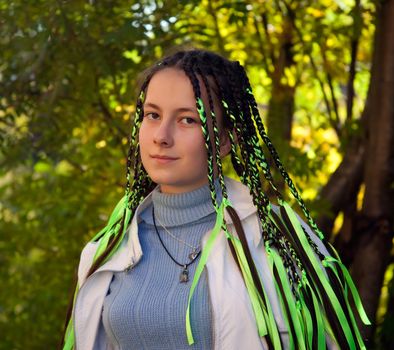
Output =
[{"x1": 62, "y1": 49, "x2": 370, "y2": 349}]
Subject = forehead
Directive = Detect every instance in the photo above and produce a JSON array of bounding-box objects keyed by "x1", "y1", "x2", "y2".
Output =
[
  {"x1": 145, "y1": 68, "x2": 218, "y2": 105},
  {"x1": 145, "y1": 68, "x2": 195, "y2": 106},
  {"x1": 143, "y1": 67, "x2": 225, "y2": 127}
]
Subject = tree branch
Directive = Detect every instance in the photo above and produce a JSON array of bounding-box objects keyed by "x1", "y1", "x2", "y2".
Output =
[
  {"x1": 317, "y1": 135, "x2": 365, "y2": 237},
  {"x1": 280, "y1": 0, "x2": 341, "y2": 139},
  {"x1": 206, "y1": 0, "x2": 226, "y2": 56},
  {"x1": 324, "y1": 64, "x2": 342, "y2": 138},
  {"x1": 97, "y1": 95, "x2": 128, "y2": 158},
  {"x1": 345, "y1": 0, "x2": 362, "y2": 129},
  {"x1": 252, "y1": 14, "x2": 270, "y2": 74},
  {"x1": 260, "y1": 10, "x2": 276, "y2": 67}
]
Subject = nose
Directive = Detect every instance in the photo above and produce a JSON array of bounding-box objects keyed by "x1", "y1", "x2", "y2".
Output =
[{"x1": 153, "y1": 120, "x2": 173, "y2": 147}]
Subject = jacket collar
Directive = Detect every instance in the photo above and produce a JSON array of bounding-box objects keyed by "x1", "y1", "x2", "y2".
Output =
[
  {"x1": 96, "y1": 176, "x2": 260, "y2": 274},
  {"x1": 224, "y1": 176, "x2": 258, "y2": 221}
]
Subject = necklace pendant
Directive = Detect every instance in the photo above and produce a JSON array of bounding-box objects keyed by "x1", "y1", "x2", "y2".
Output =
[
  {"x1": 188, "y1": 250, "x2": 198, "y2": 261},
  {"x1": 180, "y1": 266, "x2": 189, "y2": 283}
]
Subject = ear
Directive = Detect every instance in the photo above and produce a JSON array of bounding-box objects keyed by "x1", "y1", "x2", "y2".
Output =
[{"x1": 219, "y1": 131, "x2": 231, "y2": 158}]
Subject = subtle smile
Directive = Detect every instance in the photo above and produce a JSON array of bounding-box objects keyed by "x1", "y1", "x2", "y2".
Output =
[{"x1": 151, "y1": 155, "x2": 179, "y2": 164}]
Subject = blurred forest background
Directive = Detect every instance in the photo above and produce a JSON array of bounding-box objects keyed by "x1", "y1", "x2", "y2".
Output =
[{"x1": 1, "y1": 0, "x2": 393, "y2": 349}]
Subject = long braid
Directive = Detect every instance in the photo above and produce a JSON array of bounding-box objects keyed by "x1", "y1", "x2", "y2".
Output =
[
  {"x1": 239, "y1": 64, "x2": 324, "y2": 240},
  {"x1": 221, "y1": 100, "x2": 247, "y2": 181},
  {"x1": 128, "y1": 84, "x2": 154, "y2": 209},
  {"x1": 213, "y1": 60, "x2": 311, "y2": 347},
  {"x1": 239, "y1": 67, "x2": 326, "y2": 256},
  {"x1": 217, "y1": 66, "x2": 265, "y2": 203},
  {"x1": 212, "y1": 61, "x2": 310, "y2": 324},
  {"x1": 204, "y1": 66, "x2": 249, "y2": 191},
  {"x1": 202, "y1": 58, "x2": 302, "y2": 305},
  {"x1": 210, "y1": 63, "x2": 280, "y2": 255},
  {"x1": 216, "y1": 63, "x2": 275, "y2": 234},
  {"x1": 225, "y1": 62, "x2": 324, "y2": 270},
  {"x1": 197, "y1": 68, "x2": 228, "y2": 200},
  {"x1": 223, "y1": 63, "x2": 303, "y2": 295},
  {"x1": 182, "y1": 60, "x2": 219, "y2": 210},
  {"x1": 185, "y1": 56, "x2": 291, "y2": 348},
  {"x1": 125, "y1": 90, "x2": 144, "y2": 197},
  {"x1": 224, "y1": 63, "x2": 304, "y2": 289},
  {"x1": 221, "y1": 61, "x2": 316, "y2": 283},
  {"x1": 232, "y1": 63, "x2": 370, "y2": 347}
]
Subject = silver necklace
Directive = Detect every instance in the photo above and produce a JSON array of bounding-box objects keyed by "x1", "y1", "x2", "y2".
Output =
[
  {"x1": 154, "y1": 210, "x2": 201, "y2": 260},
  {"x1": 152, "y1": 206, "x2": 201, "y2": 283}
]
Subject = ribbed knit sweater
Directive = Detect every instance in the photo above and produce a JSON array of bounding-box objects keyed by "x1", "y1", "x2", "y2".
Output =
[{"x1": 102, "y1": 181, "x2": 222, "y2": 349}]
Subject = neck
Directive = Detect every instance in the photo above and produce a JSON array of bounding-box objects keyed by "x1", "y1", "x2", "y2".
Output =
[{"x1": 139, "y1": 178, "x2": 222, "y2": 227}]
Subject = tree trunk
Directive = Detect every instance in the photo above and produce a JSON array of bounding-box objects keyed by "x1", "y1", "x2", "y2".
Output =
[
  {"x1": 267, "y1": 16, "x2": 294, "y2": 144},
  {"x1": 379, "y1": 271, "x2": 394, "y2": 349},
  {"x1": 266, "y1": 15, "x2": 295, "y2": 192},
  {"x1": 350, "y1": 0, "x2": 394, "y2": 346},
  {"x1": 317, "y1": 135, "x2": 365, "y2": 238}
]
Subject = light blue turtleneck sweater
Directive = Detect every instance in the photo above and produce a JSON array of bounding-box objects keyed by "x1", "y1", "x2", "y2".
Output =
[{"x1": 102, "y1": 182, "x2": 222, "y2": 349}]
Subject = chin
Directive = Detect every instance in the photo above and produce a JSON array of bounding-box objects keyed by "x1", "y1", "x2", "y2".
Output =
[{"x1": 148, "y1": 175, "x2": 177, "y2": 187}]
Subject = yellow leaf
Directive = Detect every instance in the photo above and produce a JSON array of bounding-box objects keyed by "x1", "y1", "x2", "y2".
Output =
[
  {"x1": 96, "y1": 140, "x2": 107, "y2": 149},
  {"x1": 55, "y1": 160, "x2": 74, "y2": 176}
]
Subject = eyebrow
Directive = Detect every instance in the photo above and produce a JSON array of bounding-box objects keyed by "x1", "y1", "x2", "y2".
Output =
[{"x1": 144, "y1": 102, "x2": 197, "y2": 114}]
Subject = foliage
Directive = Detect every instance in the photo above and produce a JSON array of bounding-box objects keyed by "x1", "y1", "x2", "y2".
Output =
[{"x1": 0, "y1": 0, "x2": 380, "y2": 348}]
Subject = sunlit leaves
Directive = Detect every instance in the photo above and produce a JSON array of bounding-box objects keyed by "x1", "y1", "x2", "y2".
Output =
[{"x1": 0, "y1": 0, "x2": 378, "y2": 348}]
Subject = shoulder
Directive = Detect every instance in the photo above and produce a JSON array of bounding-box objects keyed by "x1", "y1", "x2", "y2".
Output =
[
  {"x1": 224, "y1": 176, "x2": 257, "y2": 220},
  {"x1": 77, "y1": 240, "x2": 100, "y2": 286},
  {"x1": 75, "y1": 191, "x2": 156, "y2": 286},
  {"x1": 270, "y1": 203, "x2": 330, "y2": 256},
  {"x1": 223, "y1": 177, "x2": 329, "y2": 255}
]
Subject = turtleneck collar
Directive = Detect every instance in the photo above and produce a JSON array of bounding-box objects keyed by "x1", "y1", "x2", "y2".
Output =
[{"x1": 139, "y1": 178, "x2": 222, "y2": 227}]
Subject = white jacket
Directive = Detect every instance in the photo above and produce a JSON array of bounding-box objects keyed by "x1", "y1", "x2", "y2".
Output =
[{"x1": 73, "y1": 177, "x2": 331, "y2": 350}]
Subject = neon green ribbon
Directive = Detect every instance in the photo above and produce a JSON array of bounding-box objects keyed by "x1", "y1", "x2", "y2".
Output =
[
  {"x1": 104, "y1": 205, "x2": 133, "y2": 263},
  {"x1": 63, "y1": 323, "x2": 74, "y2": 350},
  {"x1": 229, "y1": 234, "x2": 285, "y2": 348},
  {"x1": 105, "y1": 196, "x2": 127, "y2": 231},
  {"x1": 278, "y1": 200, "x2": 357, "y2": 349},
  {"x1": 266, "y1": 248, "x2": 294, "y2": 350},
  {"x1": 186, "y1": 198, "x2": 230, "y2": 344},
  {"x1": 62, "y1": 283, "x2": 80, "y2": 350},
  {"x1": 229, "y1": 235, "x2": 268, "y2": 337},
  {"x1": 233, "y1": 241, "x2": 282, "y2": 348},
  {"x1": 93, "y1": 225, "x2": 117, "y2": 261},
  {"x1": 93, "y1": 201, "x2": 132, "y2": 264},
  {"x1": 303, "y1": 277, "x2": 326, "y2": 350},
  {"x1": 186, "y1": 197, "x2": 282, "y2": 347},
  {"x1": 91, "y1": 196, "x2": 127, "y2": 242},
  {"x1": 323, "y1": 257, "x2": 368, "y2": 349},
  {"x1": 267, "y1": 247, "x2": 306, "y2": 349},
  {"x1": 258, "y1": 278, "x2": 282, "y2": 349},
  {"x1": 297, "y1": 293, "x2": 312, "y2": 348},
  {"x1": 63, "y1": 197, "x2": 132, "y2": 350},
  {"x1": 323, "y1": 256, "x2": 371, "y2": 326}
]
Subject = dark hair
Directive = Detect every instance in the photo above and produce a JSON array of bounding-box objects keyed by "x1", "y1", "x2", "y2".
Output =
[{"x1": 61, "y1": 49, "x2": 368, "y2": 349}]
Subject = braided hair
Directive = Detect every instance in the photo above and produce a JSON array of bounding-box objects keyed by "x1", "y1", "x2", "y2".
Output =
[{"x1": 61, "y1": 49, "x2": 369, "y2": 350}]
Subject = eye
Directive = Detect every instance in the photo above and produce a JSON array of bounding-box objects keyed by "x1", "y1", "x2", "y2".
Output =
[
  {"x1": 144, "y1": 112, "x2": 160, "y2": 120},
  {"x1": 180, "y1": 117, "x2": 199, "y2": 125}
]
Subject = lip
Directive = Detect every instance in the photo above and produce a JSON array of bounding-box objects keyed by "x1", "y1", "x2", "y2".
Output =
[{"x1": 150, "y1": 155, "x2": 179, "y2": 163}]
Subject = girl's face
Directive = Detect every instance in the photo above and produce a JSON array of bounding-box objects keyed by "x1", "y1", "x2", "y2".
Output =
[{"x1": 139, "y1": 68, "x2": 230, "y2": 194}]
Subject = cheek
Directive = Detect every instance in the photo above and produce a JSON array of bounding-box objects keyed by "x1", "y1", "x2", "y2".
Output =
[
  {"x1": 138, "y1": 123, "x2": 148, "y2": 150},
  {"x1": 189, "y1": 134, "x2": 208, "y2": 163},
  {"x1": 138, "y1": 125, "x2": 150, "y2": 167}
]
